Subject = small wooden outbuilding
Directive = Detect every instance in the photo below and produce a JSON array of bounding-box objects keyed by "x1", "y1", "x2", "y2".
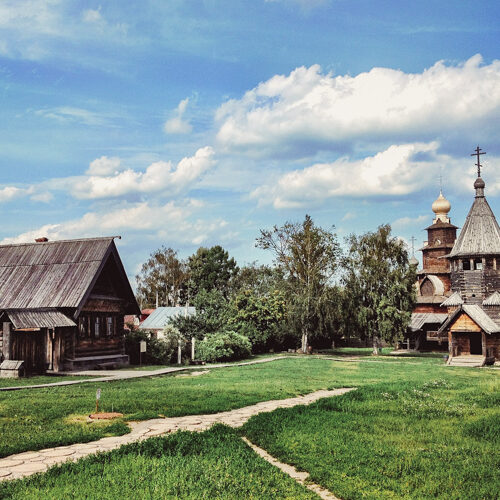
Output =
[{"x1": 0, "y1": 236, "x2": 140, "y2": 374}]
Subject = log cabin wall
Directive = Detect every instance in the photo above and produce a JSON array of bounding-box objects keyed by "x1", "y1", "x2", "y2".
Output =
[
  {"x1": 75, "y1": 297, "x2": 125, "y2": 359},
  {"x1": 10, "y1": 329, "x2": 46, "y2": 374},
  {"x1": 0, "y1": 237, "x2": 140, "y2": 373}
]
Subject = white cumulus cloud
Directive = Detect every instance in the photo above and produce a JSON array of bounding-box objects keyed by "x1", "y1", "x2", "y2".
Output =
[
  {"x1": 251, "y1": 142, "x2": 447, "y2": 209},
  {"x1": 86, "y1": 156, "x2": 123, "y2": 176},
  {"x1": 0, "y1": 186, "x2": 30, "y2": 203},
  {"x1": 0, "y1": 199, "x2": 227, "y2": 248},
  {"x1": 216, "y1": 55, "x2": 500, "y2": 157},
  {"x1": 73, "y1": 146, "x2": 215, "y2": 199},
  {"x1": 164, "y1": 98, "x2": 193, "y2": 135},
  {"x1": 392, "y1": 215, "x2": 428, "y2": 229}
]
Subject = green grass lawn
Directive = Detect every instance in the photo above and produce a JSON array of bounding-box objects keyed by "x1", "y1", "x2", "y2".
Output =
[
  {"x1": 243, "y1": 370, "x2": 500, "y2": 499},
  {"x1": 0, "y1": 375, "x2": 95, "y2": 389},
  {"x1": 0, "y1": 356, "x2": 446, "y2": 458},
  {"x1": 0, "y1": 425, "x2": 317, "y2": 499},
  {"x1": 0, "y1": 356, "x2": 498, "y2": 499}
]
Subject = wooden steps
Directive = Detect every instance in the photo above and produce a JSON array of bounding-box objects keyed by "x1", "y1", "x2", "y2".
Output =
[
  {"x1": 64, "y1": 354, "x2": 129, "y2": 371},
  {"x1": 447, "y1": 355, "x2": 485, "y2": 367}
]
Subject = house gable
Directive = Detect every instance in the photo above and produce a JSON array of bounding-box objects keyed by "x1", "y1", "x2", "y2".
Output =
[{"x1": 449, "y1": 312, "x2": 482, "y2": 333}]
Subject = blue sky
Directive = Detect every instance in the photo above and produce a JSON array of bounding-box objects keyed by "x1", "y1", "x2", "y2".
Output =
[{"x1": 0, "y1": 0, "x2": 499, "y2": 281}]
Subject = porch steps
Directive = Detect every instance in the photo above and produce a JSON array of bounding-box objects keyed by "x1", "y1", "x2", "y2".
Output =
[{"x1": 447, "y1": 355, "x2": 485, "y2": 367}]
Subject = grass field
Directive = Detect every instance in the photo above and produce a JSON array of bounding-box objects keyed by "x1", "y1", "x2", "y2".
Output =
[
  {"x1": 243, "y1": 370, "x2": 500, "y2": 499},
  {"x1": 0, "y1": 355, "x2": 498, "y2": 499},
  {"x1": 0, "y1": 375, "x2": 95, "y2": 389},
  {"x1": 0, "y1": 425, "x2": 317, "y2": 499},
  {"x1": 0, "y1": 356, "x2": 449, "y2": 458}
]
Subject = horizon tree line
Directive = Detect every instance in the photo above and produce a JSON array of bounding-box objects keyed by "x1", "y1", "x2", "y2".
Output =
[{"x1": 135, "y1": 215, "x2": 416, "y2": 354}]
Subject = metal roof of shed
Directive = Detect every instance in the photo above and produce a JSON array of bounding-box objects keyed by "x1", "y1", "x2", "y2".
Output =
[{"x1": 140, "y1": 307, "x2": 196, "y2": 330}]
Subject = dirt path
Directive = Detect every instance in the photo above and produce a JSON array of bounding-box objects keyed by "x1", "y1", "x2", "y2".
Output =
[{"x1": 0, "y1": 387, "x2": 355, "y2": 482}]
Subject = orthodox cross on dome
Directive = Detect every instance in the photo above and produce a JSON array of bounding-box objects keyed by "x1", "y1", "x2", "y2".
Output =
[{"x1": 471, "y1": 146, "x2": 486, "y2": 178}]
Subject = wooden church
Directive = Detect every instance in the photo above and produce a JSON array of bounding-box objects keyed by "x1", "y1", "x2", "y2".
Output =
[
  {"x1": 410, "y1": 189, "x2": 457, "y2": 350},
  {"x1": 0, "y1": 236, "x2": 140, "y2": 375},
  {"x1": 411, "y1": 148, "x2": 500, "y2": 366}
]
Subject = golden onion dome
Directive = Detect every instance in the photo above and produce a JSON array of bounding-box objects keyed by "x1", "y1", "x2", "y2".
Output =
[{"x1": 432, "y1": 191, "x2": 451, "y2": 216}]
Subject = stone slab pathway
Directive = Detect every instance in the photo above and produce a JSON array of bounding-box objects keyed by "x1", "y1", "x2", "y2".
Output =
[
  {"x1": 0, "y1": 356, "x2": 292, "y2": 391},
  {"x1": 242, "y1": 437, "x2": 339, "y2": 500},
  {"x1": 0, "y1": 387, "x2": 354, "y2": 482}
]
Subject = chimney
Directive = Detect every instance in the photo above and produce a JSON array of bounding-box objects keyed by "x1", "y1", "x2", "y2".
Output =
[{"x1": 35, "y1": 237, "x2": 49, "y2": 243}]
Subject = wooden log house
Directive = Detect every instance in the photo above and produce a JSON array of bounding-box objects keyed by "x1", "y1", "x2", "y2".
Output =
[{"x1": 0, "y1": 236, "x2": 140, "y2": 374}]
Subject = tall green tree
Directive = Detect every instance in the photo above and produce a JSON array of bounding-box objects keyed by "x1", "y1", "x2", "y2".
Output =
[
  {"x1": 257, "y1": 215, "x2": 341, "y2": 352},
  {"x1": 230, "y1": 262, "x2": 282, "y2": 297},
  {"x1": 135, "y1": 246, "x2": 188, "y2": 309},
  {"x1": 343, "y1": 224, "x2": 416, "y2": 354},
  {"x1": 187, "y1": 245, "x2": 239, "y2": 299},
  {"x1": 228, "y1": 288, "x2": 287, "y2": 352}
]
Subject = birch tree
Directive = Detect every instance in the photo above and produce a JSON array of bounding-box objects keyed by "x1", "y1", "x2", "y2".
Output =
[
  {"x1": 256, "y1": 215, "x2": 341, "y2": 352},
  {"x1": 343, "y1": 224, "x2": 416, "y2": 354},
  {"x1": 135, "y1": 246, "x2": 188, "y2": 308}
]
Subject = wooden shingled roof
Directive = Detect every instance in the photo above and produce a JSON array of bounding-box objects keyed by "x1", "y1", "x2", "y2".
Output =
[
  {"x1": 449, "y1": 182, "x2": 500, "y2": 257},
  {"x1": 0, "y1": 237, "x2": 140, "y2": 316}
]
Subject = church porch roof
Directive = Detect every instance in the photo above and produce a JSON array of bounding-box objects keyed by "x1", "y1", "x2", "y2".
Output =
[{"x1": 437, "y1": 304, "x2": 500, "y2": 335}]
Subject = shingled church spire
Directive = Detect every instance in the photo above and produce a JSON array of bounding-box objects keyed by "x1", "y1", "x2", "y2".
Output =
[{"x1": 448, "y1": 148, "x2": 500, "y2": 262}]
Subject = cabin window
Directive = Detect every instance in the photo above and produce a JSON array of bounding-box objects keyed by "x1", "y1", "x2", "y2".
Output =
[
  {"x1": 79, "y1": 316, "x2": 89, "y2": 339},
  {"x1": 106, "y1": 317, "x2": 114, "y2": 337},
  {"x1": 474, "y1": 259, "x2": 483, "y2": 270},
  {"x1": 95, "y1": 317, "x2": 100, "y2": 338},
  {"x1": 462, "y1": 260, "x2": 471, "y2": 270}
]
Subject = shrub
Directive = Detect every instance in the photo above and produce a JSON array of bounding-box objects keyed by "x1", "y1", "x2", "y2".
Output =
[
  {"x1": 197, "y1": 330, "x2": 251, "y2": 362},
  {"x1": 125, "y1": 328, "x2": 185, "y2": 365},
  {"x1": 233, "y1": 322, "x2": 269, "y2": 353}
]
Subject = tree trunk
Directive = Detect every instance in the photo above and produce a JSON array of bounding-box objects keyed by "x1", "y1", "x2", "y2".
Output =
[
  {"x1": 301, "y1": 332, "x2": 308, "y2": 353},
  {"x1": 372, "y1": 336, "x2": 379, "y2": 355}
]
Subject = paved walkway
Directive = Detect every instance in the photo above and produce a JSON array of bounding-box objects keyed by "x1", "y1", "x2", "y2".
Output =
[
  {"x1": 0, "y1": 387, "x2": 354, "y2": 482},
  {"x1": 0, "y1": 356, "x2": 294, "y2": 391},
  {"x1": 242, "y1": 437, "x2": 340, "y2": 500}
]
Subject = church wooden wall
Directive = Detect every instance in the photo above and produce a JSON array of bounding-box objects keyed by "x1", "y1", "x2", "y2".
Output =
[
  {"x1": 413, "y1": 304, "x2": 446, "y2": 314},
  {"x1": 485, "y1": 334, "x2": 500, "y2": 359},
  {"x1": 427, "y1": 226, "x2": 457, "y2": 246},
  {"x1": 450, "y1": 313, "x2": 481, "y2": 333},
  {"x1": 449, "y1": 332, "x2": 471, "y2": 355},
  {"x1": 423, "y1": 248, "x2": 451, "y2": 272},
  {"x1": 451, "y1": 268, "x2": 500, "y2": 304}
]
